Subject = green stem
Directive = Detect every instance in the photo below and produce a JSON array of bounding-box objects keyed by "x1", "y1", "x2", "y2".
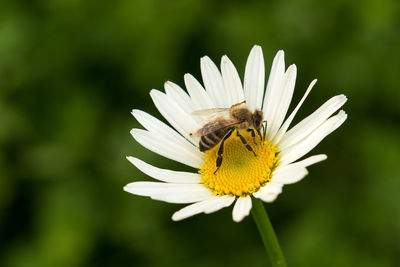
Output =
[{"x1": 251, "y1": 198, "x2": 287, "y2": 267}]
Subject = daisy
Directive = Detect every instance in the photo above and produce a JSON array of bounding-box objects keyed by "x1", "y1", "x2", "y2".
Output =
[{"x1": 124, "y1": 45, "x2": 347, "y2": 223}]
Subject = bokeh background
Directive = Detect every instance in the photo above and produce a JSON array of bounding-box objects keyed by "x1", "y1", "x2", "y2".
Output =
[{"x1": 1, "y1": 0, "x2": 400, "y2": 266}]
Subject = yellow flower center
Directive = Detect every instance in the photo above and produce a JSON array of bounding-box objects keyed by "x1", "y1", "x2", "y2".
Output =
[{"x1": 200, "y1": 130, "x2": 278, "y2": 197}]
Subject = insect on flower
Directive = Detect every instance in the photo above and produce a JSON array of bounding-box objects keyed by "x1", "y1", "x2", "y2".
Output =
[
  {"x1": 190, "y1": 100, "x2": 266, "y2": 174},
  {"x1": 124, "y1": 45, "x2": 347, "y2": 222}
]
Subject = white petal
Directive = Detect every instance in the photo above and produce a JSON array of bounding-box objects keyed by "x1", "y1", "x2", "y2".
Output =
[
  {"x1": 272, "y1": 79, "x2": 317, "y2": 144},
  {"x1": 165, "y1": 81, "x2": 203, "y2": 125},
  {"x1": 155, "y1": 191, "x2": 213, "y2": 204},
  {"x1": 126, "y1": 156, "x2": 202, "y2": 184},
  {"x1": 263, "y1": 50, "x2": 285, "y2": 128},
  {"x1": 171, "y1": 195, "x2": 235, "y2": 221},
  {"x1": 201, "y1": 56, "x2": 229, "y2": 108},
  {"x1": 278, "y1": 94, "x2": 347, "y2": 150},
  {"x1": 184, "y1": 73, "x2": 215, "y2": 110},
  {"x1": 275, "y1": 154, "x2": 327, "y2": 172},
  {"x1": 266, "y1": 64, "x2": 297, "y2": 140},
  {"x1": 232, "y1": 196, "x2": 252, "y2": 222},
  {"x1": 244, "y1": 45, "x2": 265, "y2": 110},
  {"x1": 124, "y1": 182, "x2": 202, "y2": 195},
  {"x1": 271, "y1": 155, "x2": 327, "y2": 185},
  {"x1": 150, "y1": 89, "x2": 199, "y2": 144},
  {"x1": 124, "y1": 182, "x2": 213, "y2": 204},
  {"x1": 203, "y1": 195, "x2": 235, "y2": 214},
  {"x1": 221, "y1": 55, "x2": 245, "y2": 105},
  {"x1": 253, "y1": 182, "x2": 283, "y2": 203},
  {"x1": 279, "y1": 110, "x2": 347, "y2": 165},
  {"x1": 131, "y1": 129, "x2": 203, "y2": 168},
  {"x1": 131, "y1": 109, "x2": 197, "y2": 150},
  {"x1": 172, "y1": 199, "x2": 212, "y2": 221},
  {"x1": 164, "y1": 81, "x2": 195, "y2": 115},
  {"x1": 272, "y1": 167, "x2": 308, "y2": 184}
]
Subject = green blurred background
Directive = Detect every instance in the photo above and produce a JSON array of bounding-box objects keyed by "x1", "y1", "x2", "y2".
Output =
[{"x1": 1, "y1": 0, "x2": 399, "y2": 266}]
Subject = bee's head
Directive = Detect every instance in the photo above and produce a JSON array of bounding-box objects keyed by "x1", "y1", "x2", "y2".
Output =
[{"x1": 252, "y1": 110, "x2": 263, "y2": 130}]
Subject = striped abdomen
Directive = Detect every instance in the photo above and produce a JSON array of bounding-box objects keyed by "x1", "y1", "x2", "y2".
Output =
[{"x1": 199, "y1": 127, "x2": 232, "y2": 152}]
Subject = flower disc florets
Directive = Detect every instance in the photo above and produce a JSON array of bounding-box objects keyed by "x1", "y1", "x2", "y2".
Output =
[{"x1": 200, "y1": 131, "x2": 278, "y2": 197}]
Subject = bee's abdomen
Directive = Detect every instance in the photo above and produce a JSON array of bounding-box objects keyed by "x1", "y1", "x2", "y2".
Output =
[{"x1": 199, "y1": 128, "x2": 230, "y2": 152}]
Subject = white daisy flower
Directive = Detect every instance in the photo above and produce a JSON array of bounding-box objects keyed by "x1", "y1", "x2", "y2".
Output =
[{"x1": 124, "y1": 45, "x2": 347, "y2": 222}]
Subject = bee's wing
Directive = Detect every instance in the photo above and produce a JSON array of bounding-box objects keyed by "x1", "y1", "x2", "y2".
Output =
[
  {"x1": 191, "y1": 108, "x2": 231, "y2": 116},
  {"x1": 191, "y1": 118, "x2": 243, "y2": 137},
  {"x1": 192, "y1": 101, "x2": 247, "y2": 116}
]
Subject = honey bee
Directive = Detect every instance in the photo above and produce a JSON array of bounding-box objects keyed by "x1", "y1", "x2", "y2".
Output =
[{"x1": 190, "y1": 101, "x2": 267, "y2": 174}]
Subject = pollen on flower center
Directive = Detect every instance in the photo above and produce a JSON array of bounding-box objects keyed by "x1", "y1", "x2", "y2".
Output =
[{"x1": 199, "y1": 131, "x2": 278, "y2": 197}]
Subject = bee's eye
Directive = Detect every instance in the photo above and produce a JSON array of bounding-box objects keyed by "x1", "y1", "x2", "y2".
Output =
[{"x1": 253, "y1": 116, "x2": 261, "y2": 127}]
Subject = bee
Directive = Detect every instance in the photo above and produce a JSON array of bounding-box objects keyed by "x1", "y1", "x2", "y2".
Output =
[{"x1": 190, "y1": 101, "x2": 267, "y2": 174}]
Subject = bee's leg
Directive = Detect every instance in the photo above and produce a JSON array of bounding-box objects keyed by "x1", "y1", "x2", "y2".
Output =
[
  {"x1": 246, "y1": 128, "x2": 257, "y2": 145},
  {"x1": 214, "y1": 129, "x2": 234, "y2": 175},
  {"x1": 262, "y1": 120, "x2": 268, "y2": 140},
  {"x1": 247, "y1": 128, "x2": 255, "y2": 138},
  {"x1": 237, "y1": 131, "x2": 257, "y2": 157},
  {"x1": 256, "y1": 129, "x2": 263, "y2": 141},
  {"x1": 230, "y1": 100, "x2": 246, "y2": 108}
]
